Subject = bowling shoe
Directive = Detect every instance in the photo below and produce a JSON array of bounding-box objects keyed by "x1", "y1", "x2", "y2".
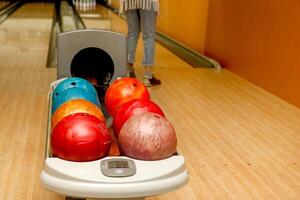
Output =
[{"x1": 144, "y1": 76, "x2": 161, "y2": 87}]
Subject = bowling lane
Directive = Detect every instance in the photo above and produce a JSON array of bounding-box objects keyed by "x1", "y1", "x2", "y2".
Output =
[
  {"x1": 0, "y1": 2, "x2": 60, "y2": 200},
  {"x1": 0, "y1": 3, "x2": 53, "y2": 71},
  {"x1": 75, "y1": 1, "x2": 127, "y2": 33},
  {"x1": 0, "y1": 0, "x2": 10, "y2": 9}
]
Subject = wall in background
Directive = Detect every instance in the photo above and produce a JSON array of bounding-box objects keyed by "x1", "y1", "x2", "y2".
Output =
[
  {"x1": 157, "y1": 0, "x2": 209, "y2": 53},
  {"x1": 205, "y1": 0, "x2": 300, "y2": 108}
]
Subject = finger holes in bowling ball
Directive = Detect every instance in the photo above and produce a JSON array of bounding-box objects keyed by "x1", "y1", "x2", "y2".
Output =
[
  {"x1": 55, "y1": 92, "x2": 59, "y2": 96},
  {"x1": 71, "y1": 82, "x2": 76, "y2": 86},
  {"x1": 132, "y1": 83, "x2": 137, "y2": 87}
]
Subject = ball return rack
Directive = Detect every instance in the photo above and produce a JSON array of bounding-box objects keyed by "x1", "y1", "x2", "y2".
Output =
[{"x1": 40, "y1": 30, "x2": 188, "y2": 199}]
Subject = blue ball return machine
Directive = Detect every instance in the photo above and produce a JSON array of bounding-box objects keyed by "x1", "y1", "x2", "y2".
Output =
[{"x1": 40, "y1": 29, "x2": 188, "y2": 200}]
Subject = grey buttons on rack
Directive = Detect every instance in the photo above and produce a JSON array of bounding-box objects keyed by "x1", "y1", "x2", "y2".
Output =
[{"x1": 100, "y1": 158, "x2": 136, "y2": 177}]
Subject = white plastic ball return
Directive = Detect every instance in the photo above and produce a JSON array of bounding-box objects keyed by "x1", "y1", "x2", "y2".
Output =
[{"x1": 40, "y1": 30, "x2": 188, "y2": 199}]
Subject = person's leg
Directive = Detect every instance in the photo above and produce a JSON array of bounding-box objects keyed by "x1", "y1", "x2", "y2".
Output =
[
  {"x1": 125, "y1": 9, "x2": 140, "y2": 77},
  {"x1": 140, "y1": 8, "x2": 161, "y2": 86}
]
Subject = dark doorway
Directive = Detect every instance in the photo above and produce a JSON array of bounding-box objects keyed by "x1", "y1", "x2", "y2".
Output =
[{"x1": 71, "y1": 47, "x2": 114, "y2": 102}]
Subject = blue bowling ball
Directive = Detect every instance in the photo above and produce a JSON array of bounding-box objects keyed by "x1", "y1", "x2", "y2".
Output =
[
  {"x1": 53, "y1": 77, "x2": 98, "y2": 96},
  {"x1": 52, "y1": 86, "x2": 100, "y2": 114}
]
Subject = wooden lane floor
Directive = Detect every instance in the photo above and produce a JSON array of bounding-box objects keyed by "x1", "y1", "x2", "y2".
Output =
[
  {"x1": 0, "y1": 1, "x2": 10, "y2": 10},
  {"x1": 0, "y1": 2, "x2": 59, "y2": 200},
  {"x1": 0, "y1": 1, "x2": 7, "y2": 8},
  {"x1": 0, "y1": 2, "x2": 299, "y2": 200},
  {"x1": 79, "y1": 4, "x2": 300, "y2": 200},
  {"x1": 76, "y1": 2, "x2": 127, "y2": 32}
]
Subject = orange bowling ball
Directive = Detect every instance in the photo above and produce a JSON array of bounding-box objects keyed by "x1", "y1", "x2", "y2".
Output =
[{"x1": 51, "y1": 99, "x2": 105, "y2": 130}]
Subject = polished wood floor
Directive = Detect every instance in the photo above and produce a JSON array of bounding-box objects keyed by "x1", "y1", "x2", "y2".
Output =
[
  {"x1": 0, "y1": 1, "x2": 10, "y2": 9},
  {"x1": 0, "y1": 2, "x2": 299, "y2": 200}
]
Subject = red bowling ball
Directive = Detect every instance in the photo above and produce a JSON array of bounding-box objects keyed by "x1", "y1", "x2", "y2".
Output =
[
  {"x1": 113, "y1": 99, "x2": 165, "y2": 138},
  {"x1": 118, "y1": 112, "x2": 177, "y2": 161},
  {"x1": 51, "y1": 113, "x2": 111, "y2": 162},
  {"x1": 104, "y1": 77, "x2": 150, "y2": 117}
]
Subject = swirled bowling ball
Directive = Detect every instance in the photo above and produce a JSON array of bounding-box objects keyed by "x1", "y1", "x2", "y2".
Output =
[
  {"x1": 51, "y1": 113, "x2": 111, "y2": 162},
  {"x1": 52, "y1": 77, "x2": 100, "y2": 113},
  {"x1": 113, "y1": 99, "x2": 165, "y2": 138},
  {"x1": 104, "y1": 78, "x2": 150, "y2": 117},
  {"x1": 53, "y1": 77, "x2": 98, "y2": 95},
  {"x1": 51, "y1": 99, "x2": 105, "y2": 130},
  {"x1": 118, "y1": 112, "x2": 177, "y2": 161},
  {"x1": 52, "y1": 87, "x2": 100, "y2": 114}
]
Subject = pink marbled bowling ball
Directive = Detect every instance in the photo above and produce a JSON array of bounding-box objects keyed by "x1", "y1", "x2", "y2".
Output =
[{"x1": 118, "y1": 112, "x2": 177, "y2": 160}]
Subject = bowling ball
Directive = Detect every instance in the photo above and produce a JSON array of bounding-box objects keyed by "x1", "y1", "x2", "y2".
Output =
[
  {"x1": 113, "y1": 99, "x2": 165, "y2": 138},
  {"x1": 86, "y1": 77, "x2": 98, "y2": 85},
  {"x1": 104, "y1": 77, "x2": 150, "y2": 117},
  {"x1": 52, "y1": 77, "x2": 100, "y2": 113},
  {"x1": 52, "y1": 87, "x2": 100, "y2": 113},
  {"x1": 53, "y1": 77, "x2": 98, "y2": 96},
  {"x1": 51, "y1": 99, "x2": 105, "y2": 130},
  {"x1": 51, "y1": 113, "x2": 111, "y2": 162},
  {"x1": 118, "y1": 112, "x2": 177, "y2": 161}
]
